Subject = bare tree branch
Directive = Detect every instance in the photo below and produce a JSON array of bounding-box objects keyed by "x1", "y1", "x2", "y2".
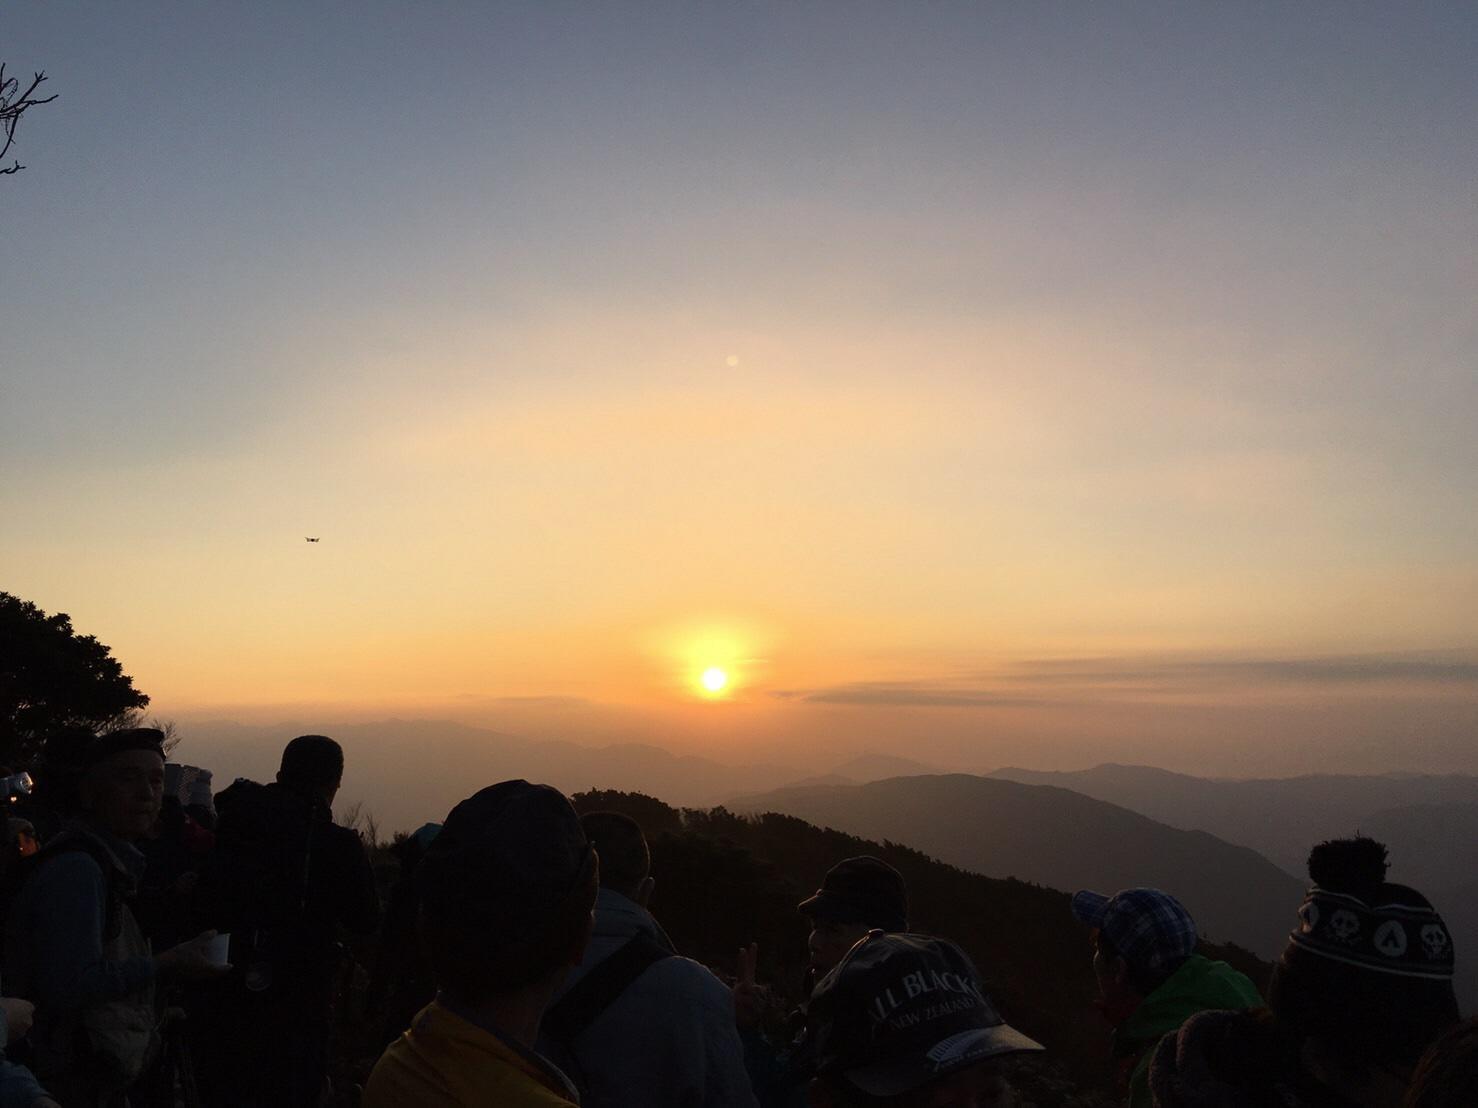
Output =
[
  {"x1": 98, "y1": 710, "x2": 183, "y2": 755},
  {"x1": 0, "y1": 65, "x2": 59, "y2": 176}
]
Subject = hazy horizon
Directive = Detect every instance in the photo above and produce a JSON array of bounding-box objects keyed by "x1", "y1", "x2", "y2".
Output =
[
  {"x1": 6, "y1": 5, "x2": 1476, "y2": 784},
  {"x1": 169, "y1": 702, "x2": 1478, "y2": 803}
]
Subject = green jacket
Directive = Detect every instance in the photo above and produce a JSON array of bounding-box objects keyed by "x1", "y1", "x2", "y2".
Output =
[{"x1": 1112, "y1": 954, "x2": 1262, "y2": 1108}]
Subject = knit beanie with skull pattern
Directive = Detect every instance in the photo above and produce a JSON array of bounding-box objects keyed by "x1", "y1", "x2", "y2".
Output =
[
  {"x1": 1289, "y1": 836, "x2": 1454, "y2": 980},
  {"x1": 1269, "y1": 836, "x2": 1460, "y2": 1071}
]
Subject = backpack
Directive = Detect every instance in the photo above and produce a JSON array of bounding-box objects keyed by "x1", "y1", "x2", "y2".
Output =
[{"x1": 201, "y1": 780, "x2": 325, "y2": 990}]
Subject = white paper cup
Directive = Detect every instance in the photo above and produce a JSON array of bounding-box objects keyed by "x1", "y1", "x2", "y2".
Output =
[{"x1": 206, "y1": 933, "x2": 231, "y2": 966}]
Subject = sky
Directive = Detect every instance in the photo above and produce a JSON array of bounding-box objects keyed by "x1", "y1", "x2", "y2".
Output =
[{"x1": 4, "y1": 3, "x2": 1477, "y2": 778}]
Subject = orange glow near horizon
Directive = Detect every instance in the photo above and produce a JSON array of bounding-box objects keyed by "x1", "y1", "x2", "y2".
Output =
[
  {"x1": 5, "y1": 3, "x2": 1478, "y2": 782},
  {"x1": 647, "y1": 621, "x2": 765, "y2": 703}
]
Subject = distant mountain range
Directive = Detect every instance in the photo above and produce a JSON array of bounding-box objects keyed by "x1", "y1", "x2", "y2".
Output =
[
  {"x1": 986, "y1": 763, "x2": 1478, "y2": 879},
  {"x1": 177, "y1": 720, "x2": 1473, "y2": 1007},
  {"x1": 747, "y1": 751, "x2": 946, "y2": 792},
  {"x1": 987, "y1": 763, "x2": 1478, "y2": 1011},
  {"x1": 730, "y1": 773, "x2": 1305, "y2": 960},
  {"x1": 179, "y1": 720, "x2": 958, "y2": 833},
  {"x1": 177, "y1": 718, "x2": 799, "y2": 834}
]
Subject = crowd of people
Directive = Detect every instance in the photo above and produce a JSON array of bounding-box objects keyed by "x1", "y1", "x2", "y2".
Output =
[{"x1": 0, "y1": 725, "x2": 1471, "y2": 1108}]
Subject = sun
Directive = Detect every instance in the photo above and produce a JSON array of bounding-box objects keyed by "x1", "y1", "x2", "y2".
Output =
[{"x1": 653, "y1": 620, "x2": 764, "y2": 700}]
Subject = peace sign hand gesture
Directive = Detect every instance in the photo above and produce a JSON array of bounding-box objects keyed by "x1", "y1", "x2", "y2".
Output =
[{"x1": 732, "y1": 942, "x2": 763, "y2": 1029}]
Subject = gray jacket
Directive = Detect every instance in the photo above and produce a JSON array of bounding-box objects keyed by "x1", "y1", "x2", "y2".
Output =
[{"x1": 538, "y1": 888, "x2": 757, "y2": 1108}]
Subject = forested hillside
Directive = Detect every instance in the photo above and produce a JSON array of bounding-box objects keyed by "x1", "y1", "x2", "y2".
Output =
[{"x1": 729, "y1": 774, "x2": 1303, "y2": 958}]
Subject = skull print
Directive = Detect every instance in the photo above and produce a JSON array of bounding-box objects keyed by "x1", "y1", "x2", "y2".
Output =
[
  {"x1": 1419, "y1": 924, "x2": 1450, "y2": 960},
  {"x1": 1329, "y1": 909, "x2": 1360, "y2": 944}
]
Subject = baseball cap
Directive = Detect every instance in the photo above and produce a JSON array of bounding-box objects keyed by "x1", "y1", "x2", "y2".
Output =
[
  {"x1": 1071, "y1": 887, "x2": 1199, "y2": 978},
  {"x1": 418, "y1": 780, "x2": 593, "y2": 937},
  {"x1": 798, "y1": 856, "x2": 908, "y2": 931},
  {"x1": 809, "y1": 932, "x2": 1043, "y2": 1097}
]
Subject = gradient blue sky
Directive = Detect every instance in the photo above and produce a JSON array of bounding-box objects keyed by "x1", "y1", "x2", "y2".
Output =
[{"x1": 4, "y1": 4, "x2": 1477, "y2": 774}]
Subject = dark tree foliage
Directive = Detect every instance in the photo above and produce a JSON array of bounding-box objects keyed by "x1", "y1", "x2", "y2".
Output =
[
  {"x1": 571, "y1": 789, "x2": 1272, "y2": 1104},
  {"x1": 573, "y1": 788, "x2": 685, "y2": 836},
  {"x1": 0, "y1": 591, "x2": 150, "y2": 766}
]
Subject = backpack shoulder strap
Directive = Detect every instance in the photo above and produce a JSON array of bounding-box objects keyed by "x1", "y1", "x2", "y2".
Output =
[
  {"x1": 34, "y1": 830, "x2": 130, "y2": 941},
  {"x1": 542, "y1": 932, "x2": 672, "y2": 1046}
]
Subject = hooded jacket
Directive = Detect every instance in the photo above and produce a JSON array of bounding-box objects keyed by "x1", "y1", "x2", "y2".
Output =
[
  {"x1": 1112, "y1": 954, "x2": 1262, "y2": 1108},
  {"x1": 537, "y1": 888, "x2": 757, "y2": 1108}
]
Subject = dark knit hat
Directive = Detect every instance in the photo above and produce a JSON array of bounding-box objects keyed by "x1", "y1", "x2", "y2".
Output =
[
  {"x1": 1287, "y1": 837, "x2": 1454, "y2": 981},
  {"x1": 799, "y1": 856, "x2": 908, "y2": 931},
  {"x1": 83, "y1": 728, "x2": 165, "y2": 767}
]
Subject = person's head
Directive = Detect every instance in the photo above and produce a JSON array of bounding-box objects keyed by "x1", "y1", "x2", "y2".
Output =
[
  {"x1": 580, "y1": 811, "x2": 653, "y2": 906},
  {"x1": 276, "y1": 734, "x2": 344, "y2": 804},
  {"x1": 1404, "y1": 1017, "x2": 1478, "y2": 1108},
  {"x1": 6, "y1": 818, "x2": 37, "y2": 858},
  {"x1": 1270, "y1": 837, "x2": 1459, "y2": 1090},
  {"x1": 393, "y1": 821, "x2": 442, "y2": 880},
  {"x1": 0, "y1": 817, "x2": 38, "y2": 882},
  {"x1": 800, "y1": 857, "x2": 909, "y2": 977},
  {"x1": 417, "y1": 780, "x2": 598, "y2": 1008},
  {"x1": 77, "y1": 728, "x2": 166, "y2": 841},
  {"x1": 1071, "y1": 887, "x2": 1198, "y2": 1011},
  {"x1": 807, "y1": 932, "x2": 1042, "y2": 1108}
]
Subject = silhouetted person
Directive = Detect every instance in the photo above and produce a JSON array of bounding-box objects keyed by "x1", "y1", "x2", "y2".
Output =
[
  {"x1": 740, "y1": 856, "x2": 909, "y2": 1108},
  {"x1": 800, "y1": 857, "x2": 909, "y2": 983},
  {"x1": 1071, "y1": 886, "x2": 1260, "y2": 1108},
  {"x1": 535, "y1": 810, "x2": 757, "y2": 1106},
  {"x1": 194, "y1": 734, "x2": 380, "y2": 1107},
  {"x1": 5, "y1": 729, "x2": 225, "y2": 1107},
  {"x1": 1404, "y1": 1018, "x2": 1478, "y2": 1108},
  {"x1": 164, "y1": 762, "x2": 216, "y2": 832},
  {"x1": 805, "y1": 931, "x2": 1043, "y2": 1107},
  {"x1": 369, "y1": 821, "x2": 442, "y2": 1051},
  {"x1": 134, "y1": 795, "x2": 213, "y2": 951},
  {"x1": 364, "y1": 780, "x2": 597, "y2": 1107},
  {"x1": 1149, "y1": 837, "x2": 1460, "y2": 1108}
]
